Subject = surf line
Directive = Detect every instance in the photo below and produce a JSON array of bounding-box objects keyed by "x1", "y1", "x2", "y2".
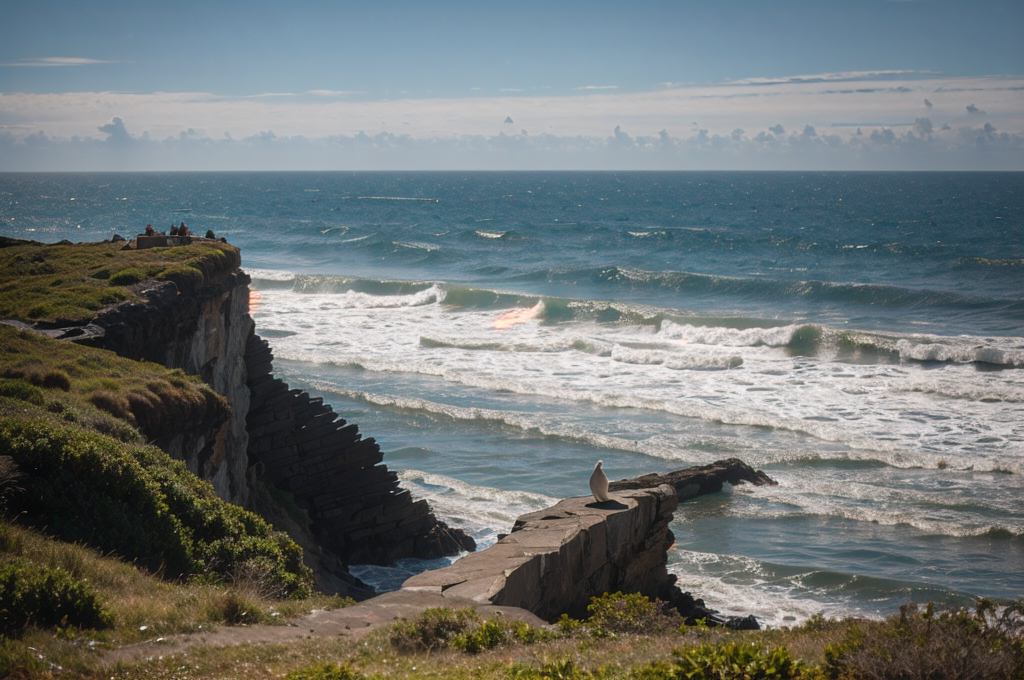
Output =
[{"x1": 356, "y1": 196, "x2": 440, "y2": 202}]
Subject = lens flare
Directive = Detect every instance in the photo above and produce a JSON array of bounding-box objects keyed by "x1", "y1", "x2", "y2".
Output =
[{"x1": 492, "y1": 300, "x2": 545, "y2": 330}]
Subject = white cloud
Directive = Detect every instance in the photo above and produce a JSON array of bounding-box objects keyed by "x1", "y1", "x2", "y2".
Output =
[
  {"x1": 727, "y1": 70, "x2": 921, "y2": 86},
  {"x1": 305, "y1": 89, "x2": 363, "y2": 97},
  {"x1": 576, "y1": 85, "x2": 618, "y2": 90},
  {"x1": 1, "y1": 73, "x2": 1022, "y2": 170},
  {"x1": 2, "y1": 57, "x2": 114, "y2": 67}
]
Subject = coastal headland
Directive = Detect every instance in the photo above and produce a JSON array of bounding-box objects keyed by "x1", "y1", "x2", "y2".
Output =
[{"x1": 2, "y1": 235, "x2": 1019, "y2": 679}]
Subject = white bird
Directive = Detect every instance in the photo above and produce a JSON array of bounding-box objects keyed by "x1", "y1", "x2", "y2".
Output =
[{"x1": 589, "y1": 459, "x2": 610, "y2": 503}]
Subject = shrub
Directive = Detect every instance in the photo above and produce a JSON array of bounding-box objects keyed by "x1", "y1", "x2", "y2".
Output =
[
  {"x1": 285, "y1": 664, "x2": 363, "y2": 680},
  {"x1": 824, "y1": 602, "x2": 1024, "y2": 680},
  {"x1": 0, "y1": 456, "x2": 23, "y2": 511},
  {"x1": 39, "y1": 370, "x2": 71, "y2": 391},
  {"x1": 213, "y1": 590, "x2": 265, "y2": 626},
  {"x1": 387, "y1": 606, "x2": 553, "y2": 655},
  {"x1": 1, "y1": 414, "x2": 313, "y2": 598},
  {"x1": 109, "y1": 268, "x2": 145, "y2": 286},
  {"x1": 0, "y1": 560, "x2": 113, "y2": 636},
  {"x1": 0, "y1": 379, "x2": 44, "y2": 406},
  {"x1": 509, "y1": 657, "x2": 591, "y2": 679},
  {"x1": 388, "y1": 606, "x2": 480, "y2": 652},
  {"x1": 452, "y1": 617, "x2": 554, "y2": 654},
  {"x1": 673, "y1": 641, "x2": 809, "y2": 680},
  {"x1": 582, "y1": 591, "x2": 682, "y2": 637}
]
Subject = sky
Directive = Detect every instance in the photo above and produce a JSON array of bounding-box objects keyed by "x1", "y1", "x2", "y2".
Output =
[{"x1": 1, "y1": 0, "x2": 1023, "y2": 171}]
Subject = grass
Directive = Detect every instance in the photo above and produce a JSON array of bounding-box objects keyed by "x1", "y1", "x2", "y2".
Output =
[
  {"x1": 0, "y1": 324, "x2": 227, "y2": 443},
  {"x1": 0, "y1": 324, "x2": 317, "y2": 615},
  {"x1": 77, "y1": 599, "x2": 1023, "y2": 680},
  {"x1": 0, "y1": 522, "x2": 352, "y2": 678},
  {"x1": 0, "y1": 236, "x2": 240, "y2": 325}
]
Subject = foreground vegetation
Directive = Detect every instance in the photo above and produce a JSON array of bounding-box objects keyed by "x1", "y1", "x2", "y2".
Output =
[
  {"x1": 3, "y1": 580, "x2": 1019, "y2": 679},
  {"x1": 0, "y1": 236, "x2": 240, "y2": 325}
]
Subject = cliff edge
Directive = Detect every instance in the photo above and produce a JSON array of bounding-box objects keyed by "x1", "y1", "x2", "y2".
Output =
[{"x1": 1, "y1": 237, "x2": 474, "y2": 597}]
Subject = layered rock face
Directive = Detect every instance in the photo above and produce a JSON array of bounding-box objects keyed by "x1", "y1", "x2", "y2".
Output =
[
  {"x1": 83, "y1": 257, "x2": 474, "y2": 576},
  {"x1": 244, "y1": 334, "x2": 475, "y2": 565},
  {"x1": 402, "y1": 486, "x2": 680, "y2": 621},
  {"x1": 84, "y1": 272, "x2": 253, "y2": 505}
]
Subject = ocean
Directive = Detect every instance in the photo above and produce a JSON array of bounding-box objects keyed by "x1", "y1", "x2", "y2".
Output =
[{"x1": 2, "y1": 171, "x2": 1022, "y2": 627}]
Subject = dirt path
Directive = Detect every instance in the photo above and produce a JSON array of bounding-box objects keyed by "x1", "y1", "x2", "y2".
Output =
[{"x1": 102, "y1": 590, "x2": 548, "y2": 667}]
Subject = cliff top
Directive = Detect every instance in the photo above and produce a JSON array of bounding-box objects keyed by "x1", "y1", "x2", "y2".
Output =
[{"x1": 0, "y1": 236, "x2": 240, "y2": 326}]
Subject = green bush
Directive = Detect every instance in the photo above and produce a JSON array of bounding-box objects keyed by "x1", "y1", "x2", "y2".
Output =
[
  {"x1": 452, "y1": 617, "x2": 554, "y2": 654},
  {"x1": 388, "y1": 606, "x2": 553, "y2": 654},
  {"x1": 285, "y1": 664, "x2": 363, "y2": 680},
  {"x1": 213, "y1": 590, "x2": 266, "y2": 626},
  {"x1": 509, "y1": 657, "x2": 591, "y2": 679},
  {"x1": 388, "y1": 606, "x2": 480, "y2": 652},
  {"x1": 0, "y1": 560, "x2": 113, "y2": 636},
  {"x1": 824, "y1": 602, "x2": 1024, "y2": 680},
  {"x1": 0, "y1": 378, "x2": 44, "y2": 406},
  {"x1": 673, "y1": 641, "x2": 809, "y2": 680},
  {"x1": 1, "y1": 413, "x2": 313, "y2": 598},
  {"x1": 108, "y1": 268, "x2": 145, "y2": 286},
  {"x1": 560, "y1": 591, "x2": 683, "y2": 638}
]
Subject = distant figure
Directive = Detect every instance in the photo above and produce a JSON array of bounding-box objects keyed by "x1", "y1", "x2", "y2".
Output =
[
  {"x1": 205, "y1": 229, "x2": 216, "y2": 239},
  {"x1": 178, "y1": 222, "x2": 191, "y2": 237},
  {"x1": 590, "y1": 460, "x2": 610, "y2": 503},
  {"x1": 144, "y1": 224, "x2": 155, "y2": 236},
  {"x1": 170, "y1": 224, "x2": 179, "y2": 236}
]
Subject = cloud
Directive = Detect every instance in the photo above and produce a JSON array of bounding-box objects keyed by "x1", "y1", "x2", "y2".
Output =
[
  {"x1": 2, "y1": 57, "x2": 114, "y2": 67},
  {"x1": 576, "y1": 85, "x2": 618, "y2": 90},
  {"x1": 2, "y1": 72, "x2": 1022, "y2": 170},
  {"x1": 306, "y1": 90, "x2": 363, "y2": 97},
  {"x1": 97, "y1": 117, "x2": 131, "y2": 145},
  {"x1": 727, "y1": 70, "x2": 921, "y2": 86},
  {"x1": 3, "y1": 120, "x2": 1021, "y2": 172}
]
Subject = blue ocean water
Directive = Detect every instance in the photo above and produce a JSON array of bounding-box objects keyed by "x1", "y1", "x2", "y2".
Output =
[{"x1": 3, "y1": 171, "x2": 1023, "y2": 625}]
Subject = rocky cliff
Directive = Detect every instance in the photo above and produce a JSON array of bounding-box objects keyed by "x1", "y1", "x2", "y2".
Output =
[
  {"x1": 244, "y1": 333, "x2": 475, "y2": 565},
  {"x1": 72, "y1": 245, "x2": 473, "y2": 592},
  {"x1": 83, "y1": 269, "x2": 253, "y2": 505}
]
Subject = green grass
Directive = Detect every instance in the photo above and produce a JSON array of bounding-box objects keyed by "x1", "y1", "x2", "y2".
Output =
[
  {"x1": 0, "y1": 521, "x2": 351, "y2": 678},
  {"x1": 0, "y1": 237, "x2": 240, "y2": 325},
  {"x1": 0, "y1": 324, "x2": 226, "y2": 442},
  {"x1": 0, "y1": 324, "x2": 314, "y2": 597}
]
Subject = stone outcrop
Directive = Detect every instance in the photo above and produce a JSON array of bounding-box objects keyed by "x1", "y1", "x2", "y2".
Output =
[
  {"x1": 402, "y1": 460, "x2": 773, "y2": 628},
  {"x1": 403, "y1": 486, "x2": 680, "y2": 621},
  {"x1": 610, "y1": 457, "x2": 777, "y2": 500},
  {"x1": 244, "y1": 333, "x2": 476, "y2": 565}
]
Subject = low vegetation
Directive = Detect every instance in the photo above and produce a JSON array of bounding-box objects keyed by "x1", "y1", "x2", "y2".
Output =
[
  {"x1": 0, "y1": 324, "x2": 226, "y2": 443},
  {"x1": 267, "y1": 593, "x2": 1024, "y2": 680},
  {"x1": 0, "y1": 236, "x2": 240, "y2": 325},
  {"x1": 0, "y1": 322, "x2": 347, "y2": 677}
]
